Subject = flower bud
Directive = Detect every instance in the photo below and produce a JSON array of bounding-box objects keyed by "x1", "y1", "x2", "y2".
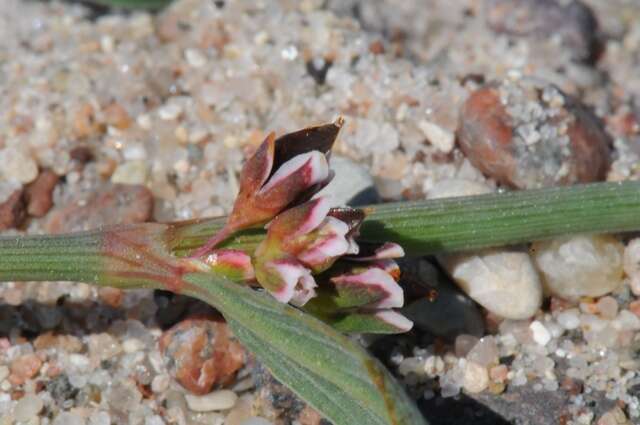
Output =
[
  {"x1": 190, "y1": 120, "x2": 343, "y2": 258},
  {"x1": 254, "y1": 197, "x2": 358, "y2": 305},
  {"x1": 201, "y1": 249, "x2": 255, "y2": 282}
]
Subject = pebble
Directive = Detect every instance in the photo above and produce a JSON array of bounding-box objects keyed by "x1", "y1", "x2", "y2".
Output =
[
  {"x1": 440, "y1": 250, "x2": 542, "y2": 319},
  {"x1": 426, "y1": 178, "x2": 492, "y2": 199},
  {"x1": 532, "y1": 235, "x2": 625, "y2": 299},
  {"x1": 597, "y1": 406, "x2": 631, "y2": 425},
  {"x1": 489, "y1": 365, "x2": 508, "y2": 383},
  {"x1": 485, "y1": 0, "x2": 600, "y2": 62},
  {"x1": 466, "y1": 336, "x2": 499, "y2": 367},
  {"x1": 45, "y1": 184, "x2": 154, "y2": 233},
  {"x1": 595, "y1": 296, "x2": 619, "y2": 319},
  {"x1": 13, "y1": 394, "x2": 43, "y2": 421},
  {"x1": 458, "y1": 78, "x2": 611, "y2": 189},
  {"x1": 530, "y1": 320, "x2": 552, "y2": 346},
  {"x1": 52, "y1": 412, "x2": 86, "y2": 425},
  {"x1": 430, "y1": 178, "x2": 542, "y2": 319},
  {"x1": 159, "y1": 318, "x2": 245, "y2": 394},
  {"x1": 454, "y1": 335, "x2": 479, "y2": 357},
  {"x1": 316, "y1": 155, "x2": 379, "y2": 207},
  {"x1": 462, "y1": 361, "x2": 489, "y2": 393},
  {"x1": 185, "y1": 48, "x2": 207, "y2": 68},
  {"x1": 0, "y1": 147, "x2": 39, "y2": 184},
  {"x1": 0, "y1": 366, "x2": 9, "y2": 382},
  {"x1": 10, "y1": 354, "x2": 42, "y2": 385},
  {"x1": 0, "y1": 189, "x2": 26, "y2": 230},
  {"x1": 103, "y1": 102, "x2": 132, "y2": 130},
  {"x1": 88, "y1": 412, "x2": 110, "y2": 425},
  {"x1": 556, "y1": 309, "x2": 581, "y2": 330},
  {"x1": 98, "y1": 287, "x2": 124, "y2": 308},
  {"x1": 24, "y1": 169, "x2": 59, "y2": 217},
  {"x1": 185, "y1": 389, "x2": 238, "y2": 412},
  {"x1": 624, "y1": 239, "x2": 640, "y2": 295},
  {"x1": 151, "y1": 374, "x2": 170, "y2": 393},
  {"x1": 111, "y1": 161, "x2": 149, "y2": 185},
  {"x1": 418, "y1": 120, "x2": 455, "y2": 153},
  {"x1": 158, "y1": 103, "x2": 183, "y2": 121}
]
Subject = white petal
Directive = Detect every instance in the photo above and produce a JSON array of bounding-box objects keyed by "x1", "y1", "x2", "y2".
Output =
[
  {"x1": 375, "y1": 311, "x2": 413, "y2": 332},
  {"x1": 261, "y1": 151, "x2": 329, "y2": 193}
]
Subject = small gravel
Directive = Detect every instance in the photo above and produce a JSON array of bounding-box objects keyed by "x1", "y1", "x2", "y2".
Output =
[{"x1": 1, "y1": 0, "x2": 640, "y2": 424}]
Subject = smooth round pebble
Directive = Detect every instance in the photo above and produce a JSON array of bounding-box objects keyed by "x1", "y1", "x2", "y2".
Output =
[
  {"x1": 463, "y1": 361, "x2": 489, "y2": 393},
  {"x1": 13, "y1": 394, "x2": 43, "y2": 421},
  {"x1": 530, "y1": 320, "x2": 552, "y2": 346},
  {"x1": 556, "y1": 309, "x2": 581, "y2": 330},
  {"x1": 426, "y1": 178, "x2": 493, "y2": 199},
  {"x1": 466, "y1": 337, "x2": 499, "y2": 367},
  {"x1": 185, "y1": 390, "x2": 238, "y2": 412},
  {"x1": 624, "y1": 239, "x2": 640, "y2": 295},
  {"x1": 532, "y1": 235, "x2": 625, "y2": 299},
  {"x1": 440, "y1": 250, "x2": 543, "y2": 319},
  {"x1": 111, "y1": 161, "x2": 149, "y2": 185},
  {"x1": 458, "y1": 78, "x2": 611, "y2": 189}
]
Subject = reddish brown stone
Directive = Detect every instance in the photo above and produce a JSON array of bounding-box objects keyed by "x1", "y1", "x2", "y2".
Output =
[
  {"x1": 99, "y1": 287, "x2": 124, "y2": 308},
  {"x1": 33, "y1": 332, "x2": 83, "y2": 353},
  {"x1": 9, "y1": 354, "x2": 43, "y2": 385},
  {"x1": 458, "y1": 86, "x2": 517, "y2": 185},
  {"x1": 560, "y1": 377, "x2": 583, "y2": 396},
  {"x1": 629, "y1": 300, "x2": 640, "y2": 318},
  {"x1": 368, "y1": 40, "x2": 385, "y2": 55},
  {"x1": 72, "y1": 103, "x2": 103, "y2": 139},
  {"x1": 103, "y1": 102, "x2": 132, "y2": 130},
  {"x1": 298, "y1": 406, "x2": 326, "y2": 425},
  {"x1": 45, "y1": 184, "x2": 153, "y2": 233},
  {"x1": 69, "y1": 146, "x2": 95, "y2": 164},
  {"x1": 25, "y1": 169, "x2": 59, "y2": 217},
  {"x1": 458, "y1": 80, "x2": 611, "y2": 188},
  {"x1": 159, "y1": 317, "x2": 245, "y2": 395},
  {"x1": 0, "y1": 189, "x2": 26, "y2": 230}
]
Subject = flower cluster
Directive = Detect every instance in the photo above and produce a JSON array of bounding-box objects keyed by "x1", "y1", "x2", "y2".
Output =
[{"x1": 193, "y1": 120, "x2": 412, "y2": 333}]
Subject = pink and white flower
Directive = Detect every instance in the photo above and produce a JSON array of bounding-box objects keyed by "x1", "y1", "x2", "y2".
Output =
[
  {"x1": 254, "y1": 197, "x2": 356, "y2": 306},
  {"x1": 190, "y1": 120, "x2": 343, "y2": 258}
]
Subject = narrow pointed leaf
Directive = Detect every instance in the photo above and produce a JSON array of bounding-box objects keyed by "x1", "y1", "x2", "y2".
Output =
[
  {"x1": 183, "y1": 272, "x2": 426, "y2": 425},
  {"x1": 170, "y1": 181, "x2": 640, "y2": 257}
]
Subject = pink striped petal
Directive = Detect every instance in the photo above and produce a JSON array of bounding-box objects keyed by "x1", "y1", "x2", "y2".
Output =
[
  {"x1": 264, "y1": 260, "x2": 316, "y2": 305},
  {"x1": 332, "y1": 268, "x2": 404, "y2": 309},
  {"x1": 260, "y1": 151, "x2": 329, "y2": 196},
  {"x1": 349, "y1": 242, "x2": 405, "y2": 261},
  {"x1": 374, "y1": 311, "x2": 414, "y2": 333},
  {"x1": 203, "y1": 249, "x2": 255, "y2": 281},
  {"x1": 298, "y1": 217, "x2": 350, "y2": 268}
]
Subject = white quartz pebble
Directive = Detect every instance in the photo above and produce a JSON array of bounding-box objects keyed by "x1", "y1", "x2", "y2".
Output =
[
  {"x1": 532, "y1": 235, "x2": 624, "y2": 299},
  {"x1": 432, "y1": 179, "x2": 542, "y2": 319},
  {"x1": 462, "y1": 361, "x2": 489, "y2": 393},
  {"x1": 185, "y1": 390, "x2": 238, "y2": 412},
  {"x1": 530, "y1": 320, "x2": 552, "y2": 346},
  {"x1": 441, "y1": 251, "x2": 543, "y2": 319}
]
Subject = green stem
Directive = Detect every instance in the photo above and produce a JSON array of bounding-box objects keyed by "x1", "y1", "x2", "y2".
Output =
[
  {"x1": 0, "y1": 230, "x2": 104, "y2": 282},
  {"x1": 0, "y1": 182, "x2": 638, "y2": 283},
  {"x1": 171, "y1": 181, "x2": 640, "y2": 257}
]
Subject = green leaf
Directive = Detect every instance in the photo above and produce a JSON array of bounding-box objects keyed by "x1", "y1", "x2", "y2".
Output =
[
  {"x1": 170, "y1": 181, "x2": 640, "y2": 257},
  {"x1": 183, "y1": 272, "x2": 427, "y2": 425}
]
